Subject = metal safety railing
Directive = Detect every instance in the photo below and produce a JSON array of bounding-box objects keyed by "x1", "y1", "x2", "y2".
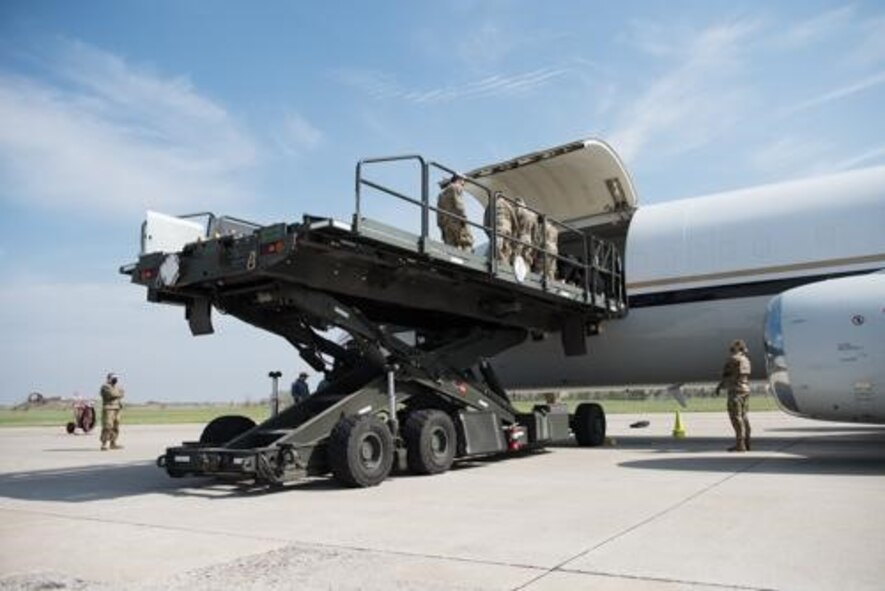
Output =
[{"x1": 354, "y1": 154, "x2": 625, "y2": 309}]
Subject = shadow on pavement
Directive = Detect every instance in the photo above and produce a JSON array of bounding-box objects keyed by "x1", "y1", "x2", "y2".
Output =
[
  {"x1": 617, "y1": 431, "x2": 885, "y2": 476},
  {"x1": 0, "y1": 461, "x2": 180, "y2": 502},
  {"x1": 765, "y1": 425, "x2": 885, "y2": 434},
  {"x1": 0, "y1": 446, "x2": 559, "y2": 502}
]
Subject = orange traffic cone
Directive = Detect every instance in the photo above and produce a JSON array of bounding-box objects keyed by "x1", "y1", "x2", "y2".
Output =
[{"x1": 672, "y1": 410, "x2": 686, "y2": 438}]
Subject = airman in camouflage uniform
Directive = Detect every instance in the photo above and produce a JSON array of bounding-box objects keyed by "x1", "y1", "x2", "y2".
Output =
[
  {"x1": 716, "y1": 339, "x2": 752, "y2": 452},
  {"x1": 484, "y1": 193, "x2": 516, "y2": 263},
  {"x1": 436, "y1": 175, "x2": 473, "y2": 250},
  {"x1": 99, "y1": 372, "x2": 124, "y2": 451},
  {"x1": 513, "y1": 197, "x2": 538, "y2": 267},
  {"x1": 534, "y1": 218, "x2": 559, "y2": 282}
]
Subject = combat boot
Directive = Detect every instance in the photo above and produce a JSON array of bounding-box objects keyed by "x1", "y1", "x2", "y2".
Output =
[
  {"x1": 744, "y1": 436, "x2": 751, "y2": 451},
  {"x1": 100, "y1": 444, "x2": 108, "y2": 451},
  {"x1": 728, "y1": 439, "x2": 747, "y2": 452},
  {"x1": 110, "y1": 443, "x2": 124, "y2": 450}
]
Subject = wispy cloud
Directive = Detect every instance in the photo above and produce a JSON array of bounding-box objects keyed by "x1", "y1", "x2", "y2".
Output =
[
  {"x1": 456, "y1": 23, "x2": 518, "y2": 70},
  {"x1": 831, "y1": 144, "x2": 885, "y2": 172},
  {"x1": 749, "y1": 136, "x2": 831, "y2": 177},
  {"x1": 274, "y1": 112, "x2": 323, "y2": 156},
  {"x1": 336, "y1": 66, "x2": 569, "y2": 104},
  {"x1": 609, "y1": 20, "x2": 759, "y2": 163},
  {"x1": 849, "y1": 15, "x2": 885, "y2": 68},
  {"x1": 773, "y1": 5, "x2": 855, "y2": 49},
  {"x1": 0, "y1": 40, "x2": 258, "y2": 218},
  {"x1": 783, "y1": 70, "x2": 885, "y2": 116}
]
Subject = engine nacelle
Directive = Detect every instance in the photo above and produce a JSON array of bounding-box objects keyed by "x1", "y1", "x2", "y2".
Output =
[{"x1": 764, "y1": 272, "x2": 885, "y2": 423}]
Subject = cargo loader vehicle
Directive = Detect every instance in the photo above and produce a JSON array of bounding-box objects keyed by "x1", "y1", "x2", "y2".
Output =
[{"x1": 122, "y1": 142, "x2": 633, "y2": 487}]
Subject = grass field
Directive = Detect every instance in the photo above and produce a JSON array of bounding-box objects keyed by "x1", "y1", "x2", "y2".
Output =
[
  {"x1": 513, "y1": 395, "x2": 778, "y2": 414},
  {"x1": 0, "y1": 395, "x2": 778, "y2": 428},
  {"x1": 0, "y1": 405, "x2": 270, "y2": 428}
]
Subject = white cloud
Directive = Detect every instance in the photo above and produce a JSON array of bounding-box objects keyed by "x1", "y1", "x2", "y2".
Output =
[
  {"x1": 0, "y1": 40, "x2": 259, "y2": 218},
  {"x1": 620, "y1": 20, "x2": 689, "y2": 58},
  {"x1": 849, "y1": 16, "x2": 885, "y2": 68},
  {"x1": 608, "y1": 20, "x2": 759, "y2": 164},
  {"x1": 456, "y1": 23, "x2": 518, "y2": 70},
  {"x1": 749, "y1": 136, "x2": 831, "y2": 177},
  {"x1": 782, "y1": 70, "x2": 885, "y2": 116},
  {"x1": 831, "y1": 144, "x2": 885, "y2": 172},
  {"x1": 774, "y1": 6, "x2": 855, "y2": 49},
  {"x1": 336, "y1": 66, "x2": 568, "y2": 104},
  {"x1": 275, "y1": 112, "x2": 323, "y2": 156}
]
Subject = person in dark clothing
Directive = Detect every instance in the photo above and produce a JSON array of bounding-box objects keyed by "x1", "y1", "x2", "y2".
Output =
[{"x1": 291, "y1": 372, "x2": 310, "y2": 404}]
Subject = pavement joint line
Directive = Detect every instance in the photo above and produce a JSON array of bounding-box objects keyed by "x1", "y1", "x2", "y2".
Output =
[
  {"x1": 511, "y1": 437, "x2": 806, "y2": 591},
  {"x1": 554, "y1": 567, "x2": 778, "y2": 591},
  {"x1": 0, "y1": 506, "x2": 551, "y2": 574}
]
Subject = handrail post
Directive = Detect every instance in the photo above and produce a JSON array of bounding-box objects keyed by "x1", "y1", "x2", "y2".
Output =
[
  {"x1": 612, "y1": 245, "x2": 620, "y2": 311},
  {"x1": 354, "y1": 161, "x2": 363, "y2": 233},
  {"x1": 590, "y1": 238, "x2": 598, "y2": 308},
  {"x1": 420, "y1": 161, "x2": 429, "y2": 253},
  {"x1": 582, "y1": 234, "x2": 591, "y2": 304},
  {"x1": 490, "y1": 191, "x2": 499, "y2": 276},
  {"x1": 539, "y1": 215, "x2": 548, "y2": 290}
]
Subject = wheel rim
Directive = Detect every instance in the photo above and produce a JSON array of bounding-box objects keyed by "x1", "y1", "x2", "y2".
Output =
[
  {"x1": 359, "y1": 432, "x2": 383, "y2": 470},
  {"x1": 429, "y1": 426, "x2": 449, "y2": 460}
]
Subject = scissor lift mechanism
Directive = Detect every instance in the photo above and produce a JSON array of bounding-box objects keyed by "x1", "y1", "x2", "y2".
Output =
[{"x1": 124, "y1": 154, "x2": 626, "y2": 487}]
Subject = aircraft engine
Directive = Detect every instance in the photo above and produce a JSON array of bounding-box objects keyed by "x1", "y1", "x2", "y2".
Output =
[{"x1": 764, "y1": 272, "x2": 885, "y2": 423}]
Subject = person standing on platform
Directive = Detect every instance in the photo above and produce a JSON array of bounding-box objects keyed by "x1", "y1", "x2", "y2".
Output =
[
  {"x1": 436, "y1": 175, "x2": 473, "y2": 250},
  {"x1": 513, "y1": 197, "x2": 538, "y2": 267},
  {"x1": 484, "y1": 193, "x2": 516, "y2": 264}
]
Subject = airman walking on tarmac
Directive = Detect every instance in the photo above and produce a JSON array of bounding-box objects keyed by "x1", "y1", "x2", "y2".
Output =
[
  {"x1": 99, "y1": 372, "x2": 124, "y2": 451},
  {"x1": 484, "y1": 192, "x2": 517, "y2": 263},
  {"x1": 513, "y1": 197, "x2": 538, "y2": 267},
  {"x1": 716, "y1": 339, "x2": 752, "y2": 452},
  {"x1": 436, "y1": 175, "x2": 473, "y2": 250}
]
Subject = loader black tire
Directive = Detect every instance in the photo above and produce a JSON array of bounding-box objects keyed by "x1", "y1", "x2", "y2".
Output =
[
  {"x1": 574, "y1": 403, "x2": 606, "y2": 447},
  {"x1": 328, "y1": 415, "x2": 394, "y2": 488},
  {"x1": 199, "y1": 415, "x2": 256, "y2": 445},
  {"x1": 404, "y1": 409, "x2": 456, "y2": 475}
]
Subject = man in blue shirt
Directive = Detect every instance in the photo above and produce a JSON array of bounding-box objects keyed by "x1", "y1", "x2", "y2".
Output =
[{"x1": 291, "y1": 372, "x2": 310, "y2": 404}]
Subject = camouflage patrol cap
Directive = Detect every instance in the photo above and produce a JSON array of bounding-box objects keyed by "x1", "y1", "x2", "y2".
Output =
[
  {"x1": 729, "y1": 339, "x2": 748, "y2": 353},
  {"x1": 106, "y1": 372, "x2": 118, "y2": 382}
]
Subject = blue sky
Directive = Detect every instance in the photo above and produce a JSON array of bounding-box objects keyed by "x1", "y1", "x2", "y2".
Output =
[{"x1": 1, "y1": 1, "x2": 883, "y2": 404}]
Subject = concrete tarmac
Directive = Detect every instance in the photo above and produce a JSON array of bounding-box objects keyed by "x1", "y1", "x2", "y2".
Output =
[{"x1": 1, "y1": 411, "x2": 884, "y2": 590}]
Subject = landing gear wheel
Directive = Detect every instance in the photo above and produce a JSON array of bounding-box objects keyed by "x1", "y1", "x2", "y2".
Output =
[
  {"x1": 573, "y1": 403, "x2": 606, "y2": 447},
  {"x1": 199, "y1": 415, "x2": 256, "y2": 445},
  {"x1": 328, "y1": 415, "x2": 394, "y2": 488},
  {"x1": 403, "y1": 409, "x2": 456, "y2": 475}
]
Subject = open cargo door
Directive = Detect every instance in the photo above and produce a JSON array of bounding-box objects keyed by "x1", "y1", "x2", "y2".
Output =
[{"x1": 464, "y1": 138, "x2": 638, "y2": 229}]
